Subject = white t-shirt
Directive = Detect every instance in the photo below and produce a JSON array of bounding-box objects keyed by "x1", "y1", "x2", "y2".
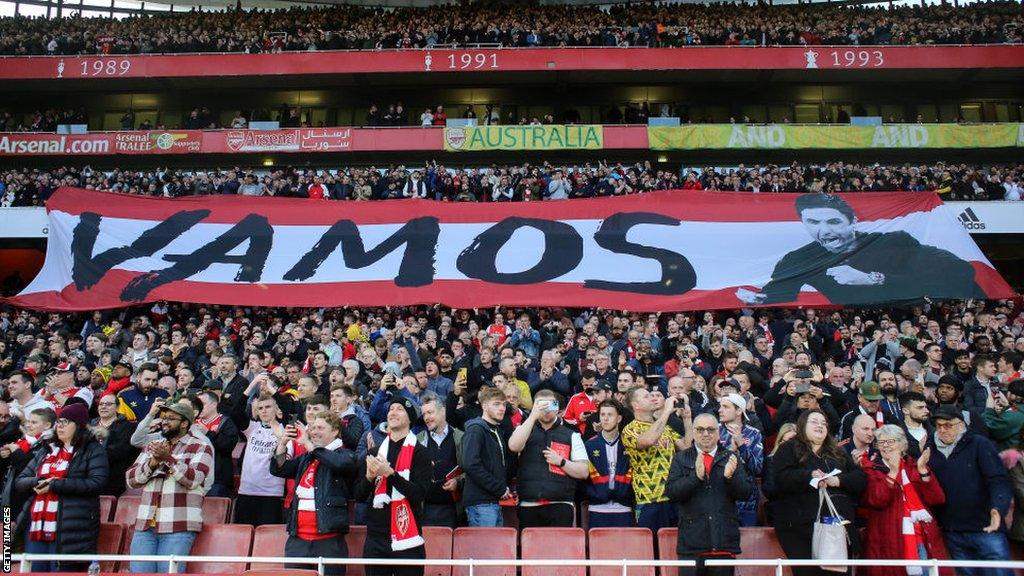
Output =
[{"x1": 240, "y1": 420, "x2": 291, "y2": 497}]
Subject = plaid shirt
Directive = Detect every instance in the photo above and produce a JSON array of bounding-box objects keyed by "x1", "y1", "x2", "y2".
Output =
[{"x1": 126, "y1": 428, "x2": 214, "y2": 534}]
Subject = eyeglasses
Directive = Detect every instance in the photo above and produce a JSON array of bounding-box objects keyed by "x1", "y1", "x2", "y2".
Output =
[
  {"x1": 876, "y1": 439, "x2": 899, "y2": 447},
  {"x1": 694, "y1": 427, "x2": 718, "y2": 435}
]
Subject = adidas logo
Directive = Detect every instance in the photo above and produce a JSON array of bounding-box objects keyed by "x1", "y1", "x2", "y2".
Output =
[{"x1": 958, "y1": 207, "x2": 986, "y2": 230}]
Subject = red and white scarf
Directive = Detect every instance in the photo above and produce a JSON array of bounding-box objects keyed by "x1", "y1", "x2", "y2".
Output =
[
  {"x1": 899, "y1": 463, "x2": 933, "y2": 575},
  {"x1": 29, "y1": 444, "x2": 74, "y2": 542},
  {"x1": 372, "y1": 433, "x2": 423, "y2": 551}
]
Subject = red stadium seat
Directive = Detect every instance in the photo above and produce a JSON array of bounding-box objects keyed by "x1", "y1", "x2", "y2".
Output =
[
  {"x1": 738, "y1": 528, "x2": 791, "y2": 576},
  {"x1": 250, "y1": 524, "x2": 289, "y2": 571},
  {"x1": 118, "y1": 524, "x2": 134, "y2": 573},
  {"x1": 98, "y1": 522, "x2": 125, "y2": 572},
  {"x1": 657, "y1": 528, "x2": 677, "y2": 576},
  {"x1": 589, "y1": 527, "x2": 655, "y2": 576},
  {"x1": 187, "y1": 523, "x2": 254, "y2": 574},
  {"x1": 100, "y1": 494, "x2": 116, "y2": 522},
  {"x1": 203, "y1": 496, "x2": 232, "y2": 524},
  {"x1": 345, "y1": 525, "x2": 367, "y2": 576},
  {"x1": 521, "y1": 527, "x2": 585, "y2": 576},
  {"x1": 452, "y1": 527, "x2": 517, "y2": 576},
  {"x1": 423, "y1": 526, "x2": 453, "y2": 576},
  {"x1": 112, "y1": 494, "x2": 141, "y2": 526}
]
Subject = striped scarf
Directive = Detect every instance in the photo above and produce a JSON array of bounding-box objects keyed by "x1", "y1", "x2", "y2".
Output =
[
  {"x1": 372, "y1": 433, "x2": 423, "y2": 551},
  {"x1": 29, "y1": 444, "x2": 74, "y2": 542},
  {"x1": 899, "y1": 463, "x2": 933, "y2": 576}
]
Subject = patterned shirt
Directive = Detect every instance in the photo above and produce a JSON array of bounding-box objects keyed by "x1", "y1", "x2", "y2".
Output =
[
  {"x1": 622, "y1": 419, "x2": 680, "y2": 504},
  {"x1": 126, "y1": 428, "x2": 214, "y2": 534}
]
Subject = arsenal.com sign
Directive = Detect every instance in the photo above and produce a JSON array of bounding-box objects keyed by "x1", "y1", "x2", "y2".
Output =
[{"x1": 0, "y1": 128, "x2": 357, "y2": 156}]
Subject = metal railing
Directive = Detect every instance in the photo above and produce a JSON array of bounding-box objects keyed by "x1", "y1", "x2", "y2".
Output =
[{"x1": 13, "y1": 553, "x2": 1024, "y2": 576}]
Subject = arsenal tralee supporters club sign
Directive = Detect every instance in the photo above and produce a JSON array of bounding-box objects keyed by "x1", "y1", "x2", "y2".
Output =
[{"x1": 8, "y1": 188, "x2": 1013, "y2": 311}]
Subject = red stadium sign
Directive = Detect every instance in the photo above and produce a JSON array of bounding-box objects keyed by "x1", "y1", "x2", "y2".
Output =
[
  {"x1": 0, "y1": 46, "x2": 1021, "y2": 81},
  {"x1": 0, "y1": 128, "x2": 444, "y2": 156},
  {"x1": 7, "y1": 188, "x2": 1013, "y2": 312}
]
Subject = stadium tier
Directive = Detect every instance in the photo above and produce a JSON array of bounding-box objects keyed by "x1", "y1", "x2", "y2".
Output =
[{"x1": 1, "y1": 1, "x2": 1024, "y2": 574}]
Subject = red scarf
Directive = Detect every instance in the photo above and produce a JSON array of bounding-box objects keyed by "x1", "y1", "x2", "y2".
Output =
[
  {"x1": 29, "y1": 445, "x2": 73, "y2": 542},
  {"x1": 372, "y1": 433, "x2": 423, "y2": 551},
  {"x1": 899, "y1": 463, "x2": 933, "y2": 575}
]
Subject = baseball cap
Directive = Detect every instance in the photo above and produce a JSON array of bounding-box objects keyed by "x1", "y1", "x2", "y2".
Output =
[
  {"x1": 931, "y1": 405, "x2": 965, "y2": 423},
  {"x1": 160, "y1": 401, "x2": 196, "y2": 424},
  {"x1": 591, "y1": 381, "x2": 614, "y2": 394},
  {"x1": 859, "y1": 380, "x2": 883, "y2": 401}
]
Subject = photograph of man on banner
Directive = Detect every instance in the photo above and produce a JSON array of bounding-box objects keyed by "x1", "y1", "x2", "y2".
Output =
[{"x1": 736, "y1": 194, "x2": 987, "y2": 306}]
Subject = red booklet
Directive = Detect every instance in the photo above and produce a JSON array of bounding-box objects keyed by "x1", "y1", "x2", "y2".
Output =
[
  {"x1": 445, "y1": 465, "x2": 462, "y2": 502},
  {"x1": 548, "y1": 441, "x2": 571, "y2": 476}
]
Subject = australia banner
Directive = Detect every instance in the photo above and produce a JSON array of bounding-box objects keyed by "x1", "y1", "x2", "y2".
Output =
[{"x1": 7, "y1": 187, "x2": 1014, "y2": 311}]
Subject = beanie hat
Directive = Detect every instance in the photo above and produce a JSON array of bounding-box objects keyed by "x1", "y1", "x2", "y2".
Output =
[
  {"x1": 389, "y1": 396, "x2": 420, "y2": 425},
  {"x1": 60, "y1": 402, "x2": 90, "y2": 428}
]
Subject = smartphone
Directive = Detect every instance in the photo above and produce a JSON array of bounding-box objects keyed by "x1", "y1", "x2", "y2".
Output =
[
  {"x1": 457, "y1": 367, "x2": 468, "y2": 381},
  {"x1": 795, "y1": 384, "x2": 812, "y2": 395},
  {"x1": 546, "y1": 401, "x2": 560, "y2": 413}
]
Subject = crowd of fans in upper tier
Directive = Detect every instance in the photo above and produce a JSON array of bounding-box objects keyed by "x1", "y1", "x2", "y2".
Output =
[
  {"x1": 2, "y1": 161, "x2": 1023, "y2": 206},
  {"x1": 0, "y1": 2, "x2": 1021, "y2": 56}
]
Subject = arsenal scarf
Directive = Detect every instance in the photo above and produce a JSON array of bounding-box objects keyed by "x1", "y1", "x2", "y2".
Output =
[
  {"x1": 29, "y1": 444, "x2": 73, "y2": 542},
  {"x1": 899, "y1": 463, "x2": 933, "y2": 575},
  {"x1": 372, "y1": 433, "x2": 424, "y2": 551}
]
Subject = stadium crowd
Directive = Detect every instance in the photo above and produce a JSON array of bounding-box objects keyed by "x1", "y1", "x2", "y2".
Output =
[
  {"x1": 0, "y1": 1, "x2": 1021, "y2": 56},
  {"x1": 2, "y1": 161, "x2": 1023, "y2": 207},
  {"x1": 1, "y1": 297, "x2": 1023, "y2": 574}
]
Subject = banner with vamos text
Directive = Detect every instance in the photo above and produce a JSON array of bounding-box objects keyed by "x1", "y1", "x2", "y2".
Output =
[
  {"x1": 648, "y1": 123, "x2": 1024, "y2": 150},
  {"x1": 7, "y1": 188, "x2": 1013, "y2": 312}
]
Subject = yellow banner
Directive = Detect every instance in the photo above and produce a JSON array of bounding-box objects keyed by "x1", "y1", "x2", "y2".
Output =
[
  {"x1": 444, "y1": 125, "x2": 604, "y2": 151},
  {"x1": 648, "y1": 124, "x2": 1023, "y2": 150}
]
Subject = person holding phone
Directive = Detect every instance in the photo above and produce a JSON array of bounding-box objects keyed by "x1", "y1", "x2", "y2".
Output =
[
  {"x1": 272, "y1": 411, "x2": 357, "y2": 576},
  {"x1": 507, "y1": 389, "x2": 589, "y2": 528},
  {"x1": 235, "y1": 393, "x2": 291, "y2": 526},
  {"x1": 15, "y1": 402, "x2": 108, "y2": 573}
]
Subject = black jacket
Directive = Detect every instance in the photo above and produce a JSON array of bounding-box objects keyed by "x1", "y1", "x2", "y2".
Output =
[
  {"x1": 769, "y1": 440, "x2": 865, "y2": 552},
  {"x1": 270, "y1": 443, "x2": 358, "y2": 536},
  {"x1": 461, "y1": 417, "x2": 510, "y2": 507},
  {"x1": 15, "y1": 438, "x2": 110, "y2": 554},
  {"x1": 205, "y1": 415, "x2": 240, "y2": 489},
  {"x1": 666, "y1": 447, "x2": 752, "y2": 556},
  {"x1": 93, "y1": 416, "x2": 139, "y2": 496}
]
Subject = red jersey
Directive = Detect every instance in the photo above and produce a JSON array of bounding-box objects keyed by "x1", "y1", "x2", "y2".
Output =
[{"x1": 562, "y1": 391, "x2": 596, "y2": 435}]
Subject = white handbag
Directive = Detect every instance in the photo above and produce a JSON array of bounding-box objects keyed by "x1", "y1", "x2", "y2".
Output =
[{"x1": 812, "y1": 486, "x2": 850, "y2": 573}]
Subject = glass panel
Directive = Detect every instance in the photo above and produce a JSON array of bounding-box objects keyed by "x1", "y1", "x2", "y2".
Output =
[
  {"x1": 0, "y1": 2, "x2": 16, "y2": 16},
  {"x1": 114, "y1": 0, "x2": 140, "y2": 7},
  {"x1": 937, "y1": 104, "x2": 958, "y2": 122},
  {"x1": 18, "y1": 4, "x2": 48, "y2": 17},
  {"x1": 308, "y1": 108, "x2": 327, "y2": 127},
  {"x1": 993, "y1": 103, "x2": 1010, "y2": 123},
  {"x1": 794, "y1": 104, "x2": 820, "y2": 124},
  {"x1": 959, "y1": 104, "x2": 982, "y2": 123},
  {"x1": 915, "y1": 104, "x2": 939, "y2": 123},
  {"x1": 768, "y1": 105, "x2": 792, "y2": 123},
  {"x1": 739, "y1": 105, "x2": 766, "y2": 123},
  {"x1": 880, "y1": 105, "x2": 905, "y2": 123}
]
